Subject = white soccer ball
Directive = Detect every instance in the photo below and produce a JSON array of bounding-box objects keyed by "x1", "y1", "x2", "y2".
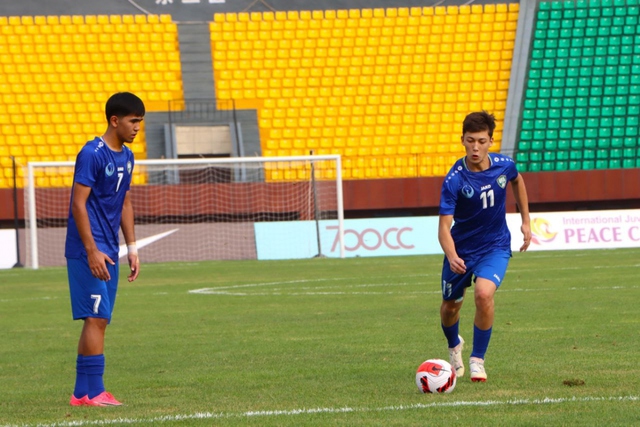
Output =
[{"x1": 415, "y1": 359, "x2": 456, "y2": 393}]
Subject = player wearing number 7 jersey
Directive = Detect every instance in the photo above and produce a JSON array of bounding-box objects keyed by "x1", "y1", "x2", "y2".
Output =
[
  {"x1": 65, "y1": 92, "x2": 145, "y2": 406},
  {"x1": 436, "y1": 111, "x2": 531, "y2": 383}
]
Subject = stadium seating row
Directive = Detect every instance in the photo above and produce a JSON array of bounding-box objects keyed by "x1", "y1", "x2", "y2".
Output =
[
  {"x1": 1, "y1": 41, "x2": 177, "y2": 56},
  {"x1": 212, "y1": 40, "x2": 516, "y2": 56},
  {"x1": 0, "y1": 23, "x2": 177, "y2": 36},
  {"x1": 1, "y1": 32, "x2": 176, "y2": 46},
  {"x1": 0, "y1": 14, "x2": 184, "y2": 187},
  {"x1": 219, "y1": 74, "x2": 511, "y2": 88},
  {"x1": 258, "y1": 102, "x2": 504, "y2": 117},
  {"x1": 539, "y1": 0, "x2": 638, "y2": 11},
  {"x1": 0, "y1": 85, "x2": 181, "y2": 103},
  {"x1": 212, "y1": 4, "x2": 520, "y2": 23},
  {"x1": 258, "y1": 107, "x2": 505, "y2": 135},
  {"x1": 211, "y1": 5, "x2": 517, "y2": 179},
  {"x1": 1, "y1": 14, "x2": 173, "y2": 25},
  {"x1": 210, "y1": 18, "x2": 517, "y2": 35},
  {"x1": 539, "y1": 8, "x2": 639, "y2": 20}
]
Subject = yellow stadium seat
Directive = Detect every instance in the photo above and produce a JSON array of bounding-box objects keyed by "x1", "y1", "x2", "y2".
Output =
[
  {"x1": 89, "y1": 15, "x2": 109, "y2": 26},
  {"x1": 57, "y1": 15, "x2": 73, "y2": 25},
  {"x1": 333, "y1": 9, "x2": 346, "y2": 19},
  {"x1": 35, "y1": 144, "x2": 50, "y2": 156},
  {"x1": 47, "y1": 15, "x2": 60, "y2": 25},
  {"x1": 157, "y1": 14, "x2": 171, "y2": 23},
  {"x1": 20, "y1": 16, "x2": 35, "y2": 25}
]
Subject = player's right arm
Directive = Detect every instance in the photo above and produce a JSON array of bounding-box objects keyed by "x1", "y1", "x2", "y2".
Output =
[
  {"x1": 71, "y1": 183, "x2": 114, "y2": 281},
  {"x1": 438, "y1": 214, "x2": 466, "y2": 275}
]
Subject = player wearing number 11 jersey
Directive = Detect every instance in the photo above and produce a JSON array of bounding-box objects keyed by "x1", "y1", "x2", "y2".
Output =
[
  {"x1": 436, "y1": 111, "x2": 531, "y2": 383},
  {"x1": 65, "y1": 92, "x2": 144, "y2": 406}
]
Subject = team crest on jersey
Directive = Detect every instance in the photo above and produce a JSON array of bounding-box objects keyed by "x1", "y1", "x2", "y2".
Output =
[
  {"x1": 461, "y1": 185, "x2": 474, "y2": 198},
  {"x1": 497, "y1": 175, "x2": 507, "y2": 189},
  {"x1": 105, "y1": 163, "x2": 115, "y2": 177},
  {"x1": 127, "y1": 161, "x2": 132, "y2": 174}
]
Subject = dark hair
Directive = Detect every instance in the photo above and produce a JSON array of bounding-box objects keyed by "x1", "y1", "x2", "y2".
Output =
[
  {"x1": 462, "y1": 111, "x2": 496, "y2": 137},
  {"x1": 105, "y1": 92, "x2": 145, "y2": 122}
]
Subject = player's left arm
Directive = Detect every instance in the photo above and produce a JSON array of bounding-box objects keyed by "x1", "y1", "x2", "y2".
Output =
[
  {"x1": 120, "y1": 190, "x2": 139, "y2": 282},
  {"x1": 510, "y1": 173, "x2": 531, "y2": 252}
]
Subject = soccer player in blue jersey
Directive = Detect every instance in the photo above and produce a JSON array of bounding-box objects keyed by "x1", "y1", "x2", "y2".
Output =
[
  {"x1": 438, "y1": 111, "x2": 531, "y2": 382},
  {"x1": 66, "y1": 92, "x2": 144, "y2": 406}
]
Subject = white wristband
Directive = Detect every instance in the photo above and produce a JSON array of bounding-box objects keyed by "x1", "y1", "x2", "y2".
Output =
[{"x1": 127, "y1": 243, "x2": 138, "y2": 255}]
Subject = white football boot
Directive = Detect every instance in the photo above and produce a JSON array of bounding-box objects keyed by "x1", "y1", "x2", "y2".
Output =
[
  {"x1": 448, "y1": 335, "x2": 465, "y2": 378},
  {"x1": 469, "y1": 357, "x2": 487, "y2": 382}
]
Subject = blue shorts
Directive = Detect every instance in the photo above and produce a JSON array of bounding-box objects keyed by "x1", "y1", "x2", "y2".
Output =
[
  {"x1": 441, "y1": 250, "x2": 511, "y2": 301},
  {"x1": 67, "y1": 257, "x2": 119, "y2": 322}
]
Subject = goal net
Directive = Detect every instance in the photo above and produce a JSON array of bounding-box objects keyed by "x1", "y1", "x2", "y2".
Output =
[{"x1": 24, "y1": 155, "x2": 344, "y2": 268}]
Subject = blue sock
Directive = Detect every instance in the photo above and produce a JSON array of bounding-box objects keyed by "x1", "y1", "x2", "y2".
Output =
[
  {"x1": 471, "y1": 325, "x2": 492, "y2": 360},
  {"x1": 73, "y1": 355, "x2": 88, "y2": 398},
  {"x1": 441, "y1": 321, "x2": 461, "y2": 348},
  {"x1": 84, "y1": 354, "x2": 106, "y2": 399}
]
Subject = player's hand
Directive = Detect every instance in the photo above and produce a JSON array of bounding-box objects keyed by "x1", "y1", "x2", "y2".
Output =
[
  {"x1": 87, "y1": 250, "x2": 114, "y2": 281},
  {"x1": 520, "y1": 223, "x2": 532, "y2": 252},
  {"x1": 448, "y1": 256, "x2": 466, "y2": 275},
  {"x1": 127, "y1": 253, "x2": 140, "y2": 282}
]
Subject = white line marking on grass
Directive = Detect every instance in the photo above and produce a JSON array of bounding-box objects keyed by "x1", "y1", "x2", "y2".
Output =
[
  {"x1": 3, "y1": 395, "x2": 637, "y2": 427},
  {"x1": 191, "y1": 278, "x2": 328, "y2": 292},
  {"x1": 190, "y1": 291, "x2": 444, "y2": 296},
  {"x1": 191, "y1": 274, "x2": 438, "y2": 292},
  {"x1": 189, "y1": 278, "x2": 427, "y2": 295},
  {"x1": 186, "y1": 262, "x2": 639, "y2": 297},
  {"x1": 0, "y1": 296, "x2": 61, "y2": 303},
  {"x1": 189, "y1": 283, "x2": 639, "y2": 296},
  {"x1": 506, "y1": 285, "x2": 639, "y2": 292}
]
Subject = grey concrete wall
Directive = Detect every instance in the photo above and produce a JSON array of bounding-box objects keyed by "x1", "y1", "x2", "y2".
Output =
[{"x1": 2, "y1": 0, "x2": 518, "y2": 22}]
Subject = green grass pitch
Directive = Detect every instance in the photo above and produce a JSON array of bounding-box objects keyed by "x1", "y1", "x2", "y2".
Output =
[{"x1": 0, "y1": 249, "x2": 639, "y2": 426}]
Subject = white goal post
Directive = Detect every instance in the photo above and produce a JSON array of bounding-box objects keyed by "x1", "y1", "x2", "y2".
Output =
[{"x1": 25, "y1": 155, "x2": 345, "y2": 269}]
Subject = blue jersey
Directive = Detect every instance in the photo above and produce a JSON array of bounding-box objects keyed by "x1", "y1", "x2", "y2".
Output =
[
  {"x1": 439, "y1": 153, "x2": 518, "y2": 259},
  {"x1": 65, "y1": 137, "x2": 134, "y2": 260}
]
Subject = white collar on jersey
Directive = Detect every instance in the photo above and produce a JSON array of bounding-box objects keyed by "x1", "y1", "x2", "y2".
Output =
[{"x1": 463, "y1": 153, "x2": 493, "y2": 172}]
